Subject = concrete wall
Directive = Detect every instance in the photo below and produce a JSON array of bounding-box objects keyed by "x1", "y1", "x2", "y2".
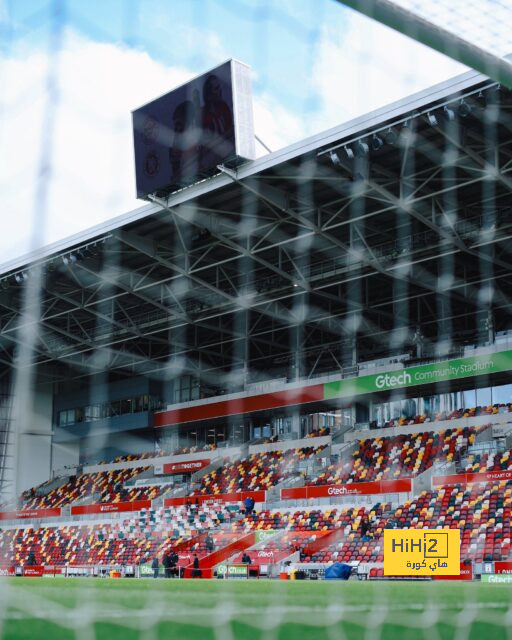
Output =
[
  {"x1": 249, "y1": 435, "x2": 331, "y2": 455},
  {"x1": 79, "y1": 429, "x2": 157, "y2": 466},
  {"x1": 53, "y1": 411, "x2": 152, "y2": 443},
  {"x1": 15, "y1": 388, "x2": 53, "y2": 493},
  {"x1": 54, "y1": 376, "x2": 156, "y2": 412},
  {"x1": 51, "y1": 441, "x2": 80, "y2": 476}
]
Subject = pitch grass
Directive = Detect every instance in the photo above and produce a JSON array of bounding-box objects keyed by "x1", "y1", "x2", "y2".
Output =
[{"x1": 1, "y1": 578, "x2": 512, "y2": 640}]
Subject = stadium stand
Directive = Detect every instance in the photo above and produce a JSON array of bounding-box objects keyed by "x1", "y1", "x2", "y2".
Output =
[
  {"x1": 103, "y1": 444, "x2": 217, "y2": 465},
  {"x1": 1, "y1": 419, "x2": 512, "y2": 577},
  {"x1": 21, "y1": 467, "x2": 164, "y2": 509},
  {"x1": 389, "y1": 480, "x2": 512, "y2": 563},
  {"x1": 310, "y1": 427, "x2": 479, "y2": 485},
  {"x1": 2, "y1": 476, "x2": 512, "y2": 570},
  {"x1": 197, "y1": 446, "x2": 324, "y2": 494},
  {"x1": 374, "y1": 403, "x2": 512, "y2": 429},
  {"x1": 463, "y1": 450, "x2": 512, "y2": 473}
]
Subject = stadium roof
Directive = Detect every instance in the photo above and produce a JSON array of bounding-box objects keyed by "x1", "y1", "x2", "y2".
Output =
[{"x1": 1, "y1": 64, "x2": 511, "y2": 386}]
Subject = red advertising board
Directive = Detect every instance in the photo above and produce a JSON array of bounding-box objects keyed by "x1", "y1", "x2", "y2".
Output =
[
  {"x1": 494, "y1": 561, "x2": 512, "y2": 574},
  {"x1": 164, "y1": 490, "x2": 266, "y2": 508},
  {"x1": 163, "y1": 459, "x2": 210, "y2": 475},
  {"x1": 23, "y1": 566, "x2": 44, "y2": 577},
  {"x1": 0, "y1": 508, "x2": 61, "y2": 521},
  {"x1": 70, "y1": 500, "x2": 151, "y2": 516},
  {"x1": 433, "y1": 470, "x2": 512, "y2": 487},
  {"x1": 43, "y1": 567, "x2": 65, "y2": 576},
  {"x1": 154, "y1": 384, "x2": 324, "y2": 427},
  {"x1": 0, "y1": 567, "x2": 14, "y2": 577},
  {"x1": 434, "y1": 562, "x2": 472, "y2": 581},
  {"x1": 232, "y1": 549, "x2": 293, "y2": 564},
  {"x1": 281, "y1": 479, "x2": 411, "y2": 501}
]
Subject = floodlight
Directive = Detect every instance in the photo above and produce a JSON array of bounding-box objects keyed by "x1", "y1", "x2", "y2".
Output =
[
  {"x1": 384, "y1": 128, "x2": 397, "y2": 145},
  {"x1": 371, "y1": 134, "x2": 384, "y2": 150},
  {"x1": 427, "y1": 112, "x2": 438, "y2": 127}
]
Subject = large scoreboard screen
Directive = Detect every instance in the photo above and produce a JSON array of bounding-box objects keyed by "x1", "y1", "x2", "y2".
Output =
[{"x1": 132, "y1": 59, "x2": 255, "y2": 199}]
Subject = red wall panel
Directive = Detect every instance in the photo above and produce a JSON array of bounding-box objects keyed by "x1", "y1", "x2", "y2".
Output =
[
  {"x1": 0, "y1": 508, "x2": 61, "y2": 521},
  {"x1": 433, "y1": 470, "x2": 512, "y2": 487},
  {"x1": 281, "y1": 479, "x2": 411, "y2": 500},
  {"x1": 70, "y1": 500, "x2": 151, "y2": 515},
  {"x1": 163, "y1": 459, "x2": 210, "y2": 474},
  {"x1": 154, "y1": 385, "x2": 324, "y2": 427}
]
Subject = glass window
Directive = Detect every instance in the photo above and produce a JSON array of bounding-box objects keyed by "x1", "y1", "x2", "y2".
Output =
[
  {"x1": 371, "y1": 403, "x2": 383, "y2": 426},
  {"x1": 59, "y1": 409, "x2": 76, "y2": 426},
  {"x1": 134, "y1": 396, "x2": 144, "y2": 412},
  {"x1": 476, "y1": 386, "x2": 492, "y2": 407},
  {"x1": 420, "y1": 396, "x2": 434, "y2": 418},
  {"x1": 120, "y1": 398, "x2": 131, "y2": 414},
  {"x1": 493, "y1": 383, "x2": 512, "y2": 405},
  {"x1": 463, "y1": 389, "x2": 476, "y2": 409},
  {"x1": 390, "y1": 400, "x2": 402, "y2": 422},
  {"x1": 401, "y1": 398, "x2": 416, "y2": 419},
  {"x1": 108, "y1": 400, "x2": 121, "y2": 417},
  {"x1": 85, "y1": 405, "x2": 100, "y2": 421}
]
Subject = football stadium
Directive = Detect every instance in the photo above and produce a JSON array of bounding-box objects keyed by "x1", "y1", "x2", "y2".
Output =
[{"x1": 1, "y1": 1, "x2": 512, "y2": 639}]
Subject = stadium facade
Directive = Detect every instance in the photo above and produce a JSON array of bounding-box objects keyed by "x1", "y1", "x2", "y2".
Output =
[{"x1": 0, "y1": 59, "x2": 511, "y2": 554}]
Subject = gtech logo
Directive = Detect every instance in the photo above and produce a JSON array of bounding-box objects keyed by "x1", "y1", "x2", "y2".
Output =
[
  {"x1": 375, "y1": 371, "x2": 411, "y2": 390},
  {"x1": 327, "y1": 486, "x2": 360, "y2": 496},
  {"x1": 384, "y1": 529, "x2": 460, "y2": 575}
]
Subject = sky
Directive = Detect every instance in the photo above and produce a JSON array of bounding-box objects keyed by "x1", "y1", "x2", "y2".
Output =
[{"x1": 0, "y1": 0, "x2": 473, "y2": 266}]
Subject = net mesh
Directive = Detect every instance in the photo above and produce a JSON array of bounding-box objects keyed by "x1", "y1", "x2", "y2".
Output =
[
  {"x1": 337, "y1": 0, "x2": 512, "y2": 87},
  {"x1": 378, "y1": 0, "x2": 512, "y2": 57},
  {"x1": 1, "y1": 0, "x2": 512, "y2": 638}
]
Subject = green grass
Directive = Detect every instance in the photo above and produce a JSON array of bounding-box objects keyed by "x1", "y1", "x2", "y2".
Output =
[{"x1": 1, "y1": 578, "x2": 512, "y2": 640}]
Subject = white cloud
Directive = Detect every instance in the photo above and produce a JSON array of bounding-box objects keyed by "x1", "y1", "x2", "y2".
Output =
[
  {"x1": 0, "y1": 15, "x2": 472, "y2": 265},
  {"x1": 252, "y1": 93, "x2": 304, "y2": 153},
  {"x1": 0, "y1": 30, "x2": 194, "y2": 263},
  {"x1": 309, "y1": 11, "x2": 467, "y2": 132},
  {"x1": 0, "y1": 30, "x2": 304, "y2": 265}
]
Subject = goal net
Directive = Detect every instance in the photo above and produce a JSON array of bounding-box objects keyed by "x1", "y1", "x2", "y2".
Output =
[{"x1": 1, "y1": 0, "x2": 512, "y2": 638}]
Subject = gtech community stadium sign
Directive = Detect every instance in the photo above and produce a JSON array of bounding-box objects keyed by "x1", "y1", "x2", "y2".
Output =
[
  {"x1": 156, "y1": 350, "x2": 512, "y2": 428},
  {"x1": 324, "y1": 350, "x2": 512, "y2": 400}
]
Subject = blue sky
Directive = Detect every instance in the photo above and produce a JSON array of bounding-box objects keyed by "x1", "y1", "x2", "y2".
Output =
[
  {"x1": 4, "y1": 0, "x2": 344, "y2": 124},
  {"x1": 0, "y1": 0, "x2": 467, "y2": 264}
]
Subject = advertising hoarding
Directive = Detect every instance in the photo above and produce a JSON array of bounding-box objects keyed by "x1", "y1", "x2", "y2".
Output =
[
  {"x1": 163, "y1": 459, "x2": 210, "y2": 475},
  {"x1": 70, "y1": 500, "x2": 151, "y2": 516},
  {"x1": 216, "y1": 563, "x2": 249, "y2": 578},
  {"x1": 433, "y1": 562, "x2": 473, "y2": 581},
  {"x1": 0, "y1": 508, "x2": 62, "y2": 521},
  {"x1": 432, "y1": 469, "x2": 512, "y2": 487},
  {"x1": 481, "y1": 574, "x2": 512, "y2": 583},
  {"x1": 325, "y1": 350, "x2": 512, "y2": 401},
  {"x1": 164, "y1": 489, "x2": 265, "y2": 507},
  {"x1": 23, "y1": 566, "x2": 45, "y2": 577},
  {"x1": 494, "y1": 561, "x2": 512, "y2": 574},
  {"x1": 281, "y1": 479, "x2": 411, "y2": 500}
]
